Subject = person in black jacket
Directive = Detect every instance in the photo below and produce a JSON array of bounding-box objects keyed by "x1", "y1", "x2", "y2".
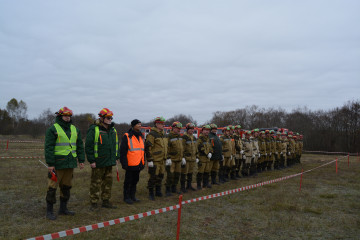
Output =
[{"x1": 119, "y1": 119, "x2": 145, "y2": 204}]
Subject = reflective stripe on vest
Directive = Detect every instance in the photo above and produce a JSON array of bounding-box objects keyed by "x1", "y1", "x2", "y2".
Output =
[
  {"x1": 125, "y1": 133, "x2": 145, "y2": 166},
  {"x1": 53, "y1": 123, "x2": 77, "y2": 157},
  {"x1": 94, "y1": 126, "x2": 119, "y2": 158}
]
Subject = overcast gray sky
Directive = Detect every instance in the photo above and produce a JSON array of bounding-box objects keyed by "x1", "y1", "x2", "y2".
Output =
[{"x1": 1, "y1": 0, "x2": 359, "y2": 124}]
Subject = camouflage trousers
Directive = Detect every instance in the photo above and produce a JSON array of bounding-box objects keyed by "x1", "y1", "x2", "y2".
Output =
[
  {"x1": 165, "y1": 160, "x2": 182, "y2": 187},
  {"x1": 46, "y1": 168, "x2": 73, "y2": 204},
  {"x1": 181, "y1": 160, "x2": 196, "y2": 174},
  {"x1": 90, "y1": 166, "x2": 113, "y2": 204},
  {"x1": 147, "y1": 160, "x2": 165, "y2": 189}
]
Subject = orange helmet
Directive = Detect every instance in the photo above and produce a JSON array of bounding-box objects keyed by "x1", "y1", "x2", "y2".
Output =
[
  {"x1": 98, "y1": 108, "x2": 113, "y2": 118},
  {"x1": 57, "y1": 107, "x2": 73, "y2": 116}
]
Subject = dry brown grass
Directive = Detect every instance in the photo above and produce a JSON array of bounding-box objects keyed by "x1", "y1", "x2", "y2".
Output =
[{"x1": 0, "y1": 138, "x2": 359, "y2": 239}]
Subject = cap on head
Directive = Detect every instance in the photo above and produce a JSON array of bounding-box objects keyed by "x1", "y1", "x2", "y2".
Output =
[
  {"x1": 56, "y1": 107, "x2": 73, "y2": 116},
  {"x1": 154, "y1": 116, "x2": 165, "y2": 124},
  {"x1": 131, "y1": 119, "x2": 141, "y2": 127},
  {"x1": 186, "y1": 123, "x2": 195, "y2": 129},
  {"x1": 235, "y1": 125, "x2": 241, "y2": 129},
  {"x1": 210, "y1": 123, "x2": 218, "y2": 129},
  {"x1": 99, "y1": 108, "x2": 113, "y2": 118}
]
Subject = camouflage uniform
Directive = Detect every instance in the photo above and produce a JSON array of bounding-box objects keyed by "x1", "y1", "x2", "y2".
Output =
[
  {"x1": 145, "y1": 127, "x2": 168, "y2": 197},
  {"x1": 85, "y1": 119, "x2": 119, "y2": 206},
  {"x1": 288, "y1": 136, "x2": 296, "y2": 166},
  {"x1": 233, "y1": 131, "x2": 243, "y2": 178},
  {"x1": 220, "y1": 133, "x2": 234, "y2": 180},
  {"x1": 280, "y1": 136, "x2": 289, "y2": 168},
  {"x1": 166, "y1": 130, "x2": 184, "y2": 194},
  {"x1": 258, "y1": 134, "x2": 267, "y2": 172},
  {"x1": 275, "y1": 134, "x2": 282, "y2": 169},
  {"x1": 242, "y1": 134, "x2": 253, "y2": 176},
  {"x1": 181, "y1": 132, "x2": 198, "y2": 191},
  {"x1": 197, "y1": 133, "x2": 213, "y2": 189}
]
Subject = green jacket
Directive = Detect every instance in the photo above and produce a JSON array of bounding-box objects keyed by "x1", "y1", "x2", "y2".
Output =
[
  {"x1": 45, "y1": 116, "x2": 85, "y2": 169},
  {"x1": 85, "y1": 120, "x2": 119, "y2": 168}
]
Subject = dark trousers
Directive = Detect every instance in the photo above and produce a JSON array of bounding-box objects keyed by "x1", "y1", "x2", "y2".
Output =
[{"x1": 124, "y1": 170, "x2": 140, "y2": 190}]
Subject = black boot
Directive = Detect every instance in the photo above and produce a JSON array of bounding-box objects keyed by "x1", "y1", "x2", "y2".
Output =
[
  {"x1": 46, "y1": 202, "x2": 56, "y2": 220},
  {"x1": 186, "y1": 173, "x2": 196, "y2": 191},
  {"x1": 130, "y1": 185, "x2": 140, "y2": 203},
  {"x1": 230, "y1": 170, "x2": 236, "y2": 180},
  {"x1": 58, "y1": 198, "x2": 75, "y2": 216},
  {"x1": 225, "y1": 167, "x2": 231, "y2": 181},
  {"x1": 196, "y1": 173, "x2": 203, "y2": 190},
  {"x1": 211, "y1": 171, "x2": 220, "y2": 185},
  {"x1": 155, "y1": 185, "x2": 163, "y2": 197},
  {"x1": 235, "y1": 171, "x2": 242, "y2": 179},
  {"x1": 171, "y1": 185, "x2": 181, "y2": 194},
  {"x1": 102, "y1": 200, "x2": 117, "y2": 209},
  {"x1": 180, "y1": 181, "x2": 187, "y2": 193},
  {"x1": 149, "y1": 187, "x2": 155, "y2": 201},
  {"x1": 203, "y1": 172, "x2": 211, "y2": 188},
  {"x1": 166, "y1": 186, "x2": 173, "y2": 196},
  {"x1": 124, "y1": 186, "x2": 134, "y2": 204}
]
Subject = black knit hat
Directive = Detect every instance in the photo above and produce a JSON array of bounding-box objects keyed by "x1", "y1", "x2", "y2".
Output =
[{"x1": 131, "y1": 119, "x2": 141, "y2": 127}]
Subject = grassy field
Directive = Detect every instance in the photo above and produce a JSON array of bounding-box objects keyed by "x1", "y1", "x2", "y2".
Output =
[{"x1": 0, "y1": 139, "x2": 359, "y2": 239}]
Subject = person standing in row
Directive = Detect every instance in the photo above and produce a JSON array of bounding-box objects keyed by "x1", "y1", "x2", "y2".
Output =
[
  {"x1": 145, "y1": 117, "x2": 167, "y2": 201},
  {"x1": 165, "y1": 121, "x2": 185, "y2": 196},
  {"x1": 119, "y1": 119, "x2": 145, "y2": 204},
  {"x1": 233, "y1": 125, "x2": 243, "y2": 178},
  {"x1": 220, "y1": 126, "x2": 234, "y2": 181},
  {"x1": 86, "y1": 108, "x2": 119, "y2": 210},
  {"x1": 197, "y1": 125, "x2": 213, "y2": 189},
  {"x1": 181, "y1": 123, "x2": 198, "y2": 192},
  {"x1": 208, "y1": 124, "x2": 222, "y2": 185},
  {"x1": 44, "y1": 107, "x2": 85, "y2": 220}
]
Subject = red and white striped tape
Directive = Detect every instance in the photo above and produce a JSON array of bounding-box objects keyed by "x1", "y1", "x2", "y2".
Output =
[
  {"x1": 0, "y1": 156, "x2": 44, "y2": 159},
  {"x1": 26, "y1": 157, "x2": 343, "y2": 240},
  {"x1": 5, "y1": 140, "x2": 44, "y2": 143}
]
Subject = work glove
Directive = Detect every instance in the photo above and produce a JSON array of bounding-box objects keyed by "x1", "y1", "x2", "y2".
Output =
[
  {"x1": 240, "y1": 150, "x2": 244, "y2": 154},
  {"x1": 252, "y1": 154, "x2": 255, "y2": 159},
  {"x1": 230, "y1": 155, "x2": 233, "y2": 160},
  {"x1": 207, "y1": 153, "x2": 212, "y2": 159},
  {"x1": 276, "y1": 152, "x2": 278, "y2": 154},
  {"x1": 181, "y1": 158, "x2": 186, "y2": 165},
  {"x1": 258, "y1": 153, "x2": 261, "y2": 157},
  {"x1": 165, "y1": 159, "x2": 172, "y2": 166},
  {"x1": 222, "y1": 155, "x2": 224, "y2": 161},
  {"x1": 196, "y1": 158, "x2": 199, "y2": 164},
  {"x1": 265, "y1": 153, "x2": 267, "y2": 156},
  {"x1": 270, "y1": 153, "x2": 272, "y2": 156},
  {"x1": 148, "y1": 161, "x2": 154, "y2": 168},
  {"x1": 287, "y1": 152, "x2": 290, "y2": 156},
  {"x1": 242, "y1": 155, "x2": 246, "y2": 160},
  {"x1": 280, "y1": 152, "x2": 283, "y2": 155}
]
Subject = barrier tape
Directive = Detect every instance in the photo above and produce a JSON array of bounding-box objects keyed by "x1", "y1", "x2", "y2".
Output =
[
  {"x1": 0, "y1": 156, "x2": 44, "y2": 159},
  {"x1": 4, "y1": 149, "x2": 44, "y2": 151},
  {"x1": 26, "y1": 157, "x2": 343, "y2": 240},
  {"x1": 3, "y1": 140, "x2": 44, "y2": 143}
]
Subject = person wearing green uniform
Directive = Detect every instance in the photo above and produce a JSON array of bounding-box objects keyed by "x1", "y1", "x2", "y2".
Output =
[
  {"x1": 181, "y1": 123, "x2": 199, "y2": 192},
  {"x1": 44, "y1": 107, "x2": 85, "y2": 220},
  {"x1": 209, "y1": 124, "x2": 222, "y2": 185},
  {"x1": 196, "y1": 125, "x2": 213, "y2": 189},
  {"x1": 165, "y1": 121, "x2": 185, "y2": 195},
  {"x1": 145, "y1": 117, "x2": 168, "y2": 200},
  {"x1": 86, "y1": 108, "x2": 119, "y2": 210}
]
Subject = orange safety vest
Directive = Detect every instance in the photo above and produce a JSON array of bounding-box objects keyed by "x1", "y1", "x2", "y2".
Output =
[{"x1": 125, "y1": 133, "x2": 145, "y2": 166}]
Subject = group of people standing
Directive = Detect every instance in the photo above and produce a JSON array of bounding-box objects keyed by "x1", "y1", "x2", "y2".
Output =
[
  {"x1": 44, "y1": 107, "x2": 144, "y2": 220},
  {"x1": 44, "y1": 107, "x2": 303, "y2": 220}
]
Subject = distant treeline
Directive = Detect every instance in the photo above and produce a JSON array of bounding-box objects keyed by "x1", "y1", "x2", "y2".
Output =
[{"x1": 1, "y1": 98, "x2": 359, "y2": 153}]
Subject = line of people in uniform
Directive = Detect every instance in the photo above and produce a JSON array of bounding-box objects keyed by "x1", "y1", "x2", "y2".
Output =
[{"x1": 43, "y1": 107, "x2": 303, "y2": 220}]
